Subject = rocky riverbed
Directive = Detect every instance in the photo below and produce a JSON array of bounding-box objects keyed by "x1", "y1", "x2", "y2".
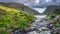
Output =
[{"x1": 12, "y1": 15, "x2": 54, "y2": 34}]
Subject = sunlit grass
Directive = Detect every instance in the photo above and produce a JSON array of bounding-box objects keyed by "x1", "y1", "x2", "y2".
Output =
[{"x1": 0, "y1": 5, "x2": 35, "y2": 34}]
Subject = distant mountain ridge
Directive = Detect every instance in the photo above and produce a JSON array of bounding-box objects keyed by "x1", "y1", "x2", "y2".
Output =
[
  {"x1": 43, "y1": 5, "x2": 60, "y2": 14},
  {"x1": 0, "y1": 2, "x2": 40, "y2": 15}
]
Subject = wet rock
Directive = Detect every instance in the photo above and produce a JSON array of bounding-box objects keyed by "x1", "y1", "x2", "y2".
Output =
[
  {"x1": 54, "y1": 33, "x2": 60, "y2": 34},
  {"x1": 51, "y1": 27, "x2": 60, "y2": 34},
  {"x1": 39, "y1": 27, "x2": 49, "y2": 31},
  {"x1": 14, "y1": 30, "x2": 26, "y2": 34},
  {"x1": 24, "y1": 28, "x2": 30, "y2": 32},
  {"x1": 48, "y1": 24, "x2": 53, "y2": 29},
  {"x1": 14, "y1": 25, "x2": 19, "y2": 30},
  {"x1": 39, "y1": 19, "x2": 43, "y2": 22},
  {"x1": 26, "y1": 31, "x2": 38, "y2": 34},
  {"x1": 7, "y1": 29, "x2": 13, "y2": 34}
]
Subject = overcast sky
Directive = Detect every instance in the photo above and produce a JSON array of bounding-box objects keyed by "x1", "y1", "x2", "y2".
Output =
[{"x1": 0, "y1": 0, "x2": 60, "y2": 7}]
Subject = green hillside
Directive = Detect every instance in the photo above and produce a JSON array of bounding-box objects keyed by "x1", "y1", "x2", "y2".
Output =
[
  {"x1": 43, "y1": 6, "x2": 60, "y2": 19},
  {"x1": 43, "y1": 5, "x2": 60, "y2": 15},
  {"x1": 0, "y1": 5, "x2": 35, "y2": 34}
]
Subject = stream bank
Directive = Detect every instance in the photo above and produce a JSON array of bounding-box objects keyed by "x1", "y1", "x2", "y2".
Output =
[{"x1": 13, "y1": 15, "x2": 54, "y2": 34}]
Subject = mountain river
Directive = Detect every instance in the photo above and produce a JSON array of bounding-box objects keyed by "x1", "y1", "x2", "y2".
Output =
[{"x1": 14, "y1": 15, "x2": 52, "y2": 34}]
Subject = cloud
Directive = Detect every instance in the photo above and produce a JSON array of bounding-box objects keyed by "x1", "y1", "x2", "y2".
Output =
[
  {"x1": 0, "y1": 0, "x2": 14, "y2": 2},
  {"x1": 0, "y1": 0, "x2": 60, "y2": 7},
  {"x1": 25, "y1": 0, "x2": 60, "y2": 8}
]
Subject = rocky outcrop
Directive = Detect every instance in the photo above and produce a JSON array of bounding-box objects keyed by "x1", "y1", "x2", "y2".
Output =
[
  {"x1": 52, "y1": 15, "x2": 60, "y2": 23},
  {"x1": 50, "y1": 16, "x2": 60, "y2": 34}
]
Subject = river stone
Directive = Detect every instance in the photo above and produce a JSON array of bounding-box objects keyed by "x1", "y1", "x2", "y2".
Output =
[{"x1": 26, "y1": 31, "x2": 39, "y2": 34}]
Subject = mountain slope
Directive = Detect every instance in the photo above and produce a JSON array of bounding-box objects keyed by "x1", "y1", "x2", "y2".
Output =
[
  {"x1": 43, "y1": 5, "x2": 60, "y2": 14},
  {"x1": 0, "y1": 2, "x2": 40, "y2": 15},
  {"x1": 43, "y1": 5, "x2": 60, "y2": 30}
]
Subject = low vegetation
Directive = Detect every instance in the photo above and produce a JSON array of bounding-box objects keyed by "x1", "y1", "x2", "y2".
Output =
[
  {"x1": 47, "y1": 8, "x2": 60, "y2": 28},
  {"x1": 0, "y1": 5, "x2": 35, "y2": 33}
]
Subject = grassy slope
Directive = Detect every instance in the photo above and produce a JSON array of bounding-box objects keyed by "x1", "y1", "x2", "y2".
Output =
[{"x1": 0, "y1": 5, "x2": 35, "y2": 31}]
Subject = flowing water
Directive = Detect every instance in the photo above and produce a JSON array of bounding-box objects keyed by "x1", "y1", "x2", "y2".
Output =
[
  {"x1": 14, "y1": 15, "x2": 52, "y2": 34},
  {"x1": 14, "y1": 8, "x2": 52, "y2": 34},
  {"x1": 26, "y1": 15, "x2": 51, "y2": 34}
]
